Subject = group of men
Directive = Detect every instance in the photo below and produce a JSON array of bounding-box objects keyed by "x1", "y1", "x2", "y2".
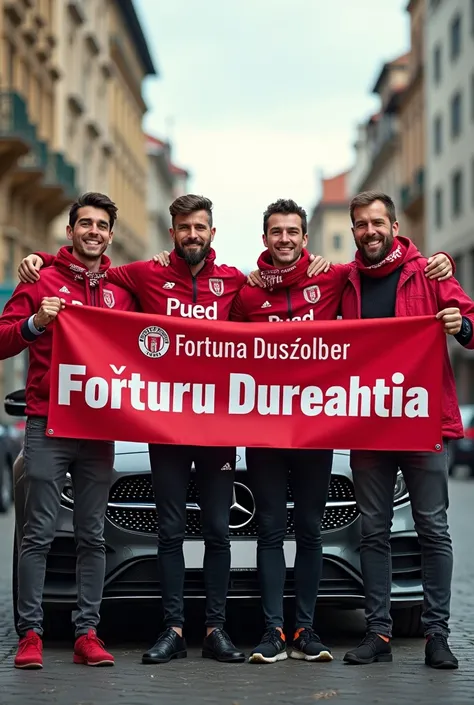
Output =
[{"x1": 1, "y1": 188, "x2": 473, "y2": 672}]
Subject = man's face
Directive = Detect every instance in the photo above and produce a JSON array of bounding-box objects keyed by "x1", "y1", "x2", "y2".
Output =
[
  {"x1": 170, "y1": 210, "x2": 215, "y2": 265},
  {"x1": 263, "y1": 213, "x2": 307, "y2": 268},
  {"x1": 66, "y1": 206, "x2": 113, "y2": 260},
  {"x1": 352, "y1": 200, "x2": 398, "y2": 264}
]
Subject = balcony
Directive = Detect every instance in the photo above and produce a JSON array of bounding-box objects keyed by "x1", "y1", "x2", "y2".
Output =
[
  {"x1": 11, "y1": 131, "x2": 48, "y2": 189},
  {"x1": 400, "y1": 168, "x2": 425, "y2": 215},
  {"x1": 0, "y1": 91, "x2": 32, "y2": 173}
]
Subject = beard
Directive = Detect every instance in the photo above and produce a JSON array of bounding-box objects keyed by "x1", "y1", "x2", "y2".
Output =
[
  {"x1": 175, "y1": 239, "x2": 211, "y2": 266},
  {"x1": 358, "y1": 229, "x2": 394, "y2": 265}
]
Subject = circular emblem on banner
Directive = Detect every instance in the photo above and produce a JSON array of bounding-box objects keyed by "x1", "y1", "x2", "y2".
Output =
[{"x1": 138, "y1": 326, "x2": 170, "y2": 358}]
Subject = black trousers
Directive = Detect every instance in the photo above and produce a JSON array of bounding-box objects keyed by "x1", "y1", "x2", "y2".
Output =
[
  {"x1": 246, "y1": 447, "x2": 333, "y2": 629},
  {"x1": 149, "y1": 444, "x2": 236, "y2": 628}
]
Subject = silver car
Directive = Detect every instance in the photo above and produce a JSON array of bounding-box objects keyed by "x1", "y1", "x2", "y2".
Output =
[{"x1": 7, "y1": 391, "x2": 423, "y2": 638}]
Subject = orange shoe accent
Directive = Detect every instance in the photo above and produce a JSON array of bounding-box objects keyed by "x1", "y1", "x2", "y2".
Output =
[
  {"x1": 377, "y1": 634, "x2": 390, "y2": 643},
  {"x1": 293, "y1": 627, "x2": 305, "y2": 640},
  {"x1": 276, "y1": 627, "x2": 286, "y2": 642}
]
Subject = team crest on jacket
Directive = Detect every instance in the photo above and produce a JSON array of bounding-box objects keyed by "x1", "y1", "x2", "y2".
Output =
[
  {"x1": 303, "y1": 285, "x2": 321, "y2": 304},
  {"x1": 103, "y1": 289, "x2": 115, "y2": 308},
  {"x1": 138, "y1": 326, "x2": 170, "y2": 358},
  {"x1": 209, "y1": 278, "x2": 224, "y2": 296}
]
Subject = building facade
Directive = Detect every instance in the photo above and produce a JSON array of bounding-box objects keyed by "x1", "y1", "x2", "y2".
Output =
[
  {"x1": 308, "y1": 171, "x2": 353, "y2": 264},
  {"x1": 425, "y1": 0, "x2": 474, "y2": 401},
  {"x1": 350, "y1": 54, "x2": 409, "y2": 236},
  {"x1": 398, "y1": 0, "x2": 427, "y2": 252},
  {"x1": 0, "y1": 0, "x2": 156, "y2": 411},
  {"x1": 146, "y1": 134, "x2": 189, "y2": 257}
]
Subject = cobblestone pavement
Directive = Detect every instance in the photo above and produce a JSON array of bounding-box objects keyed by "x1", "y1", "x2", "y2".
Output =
[{"x1": 1, "y1": 477, "x2": 474, "y2": 705}]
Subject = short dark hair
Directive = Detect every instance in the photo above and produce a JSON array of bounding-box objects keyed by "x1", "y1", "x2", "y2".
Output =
[
  {"x1": 68, "y1": 192, "x2": 118, "y2": 230},
  {"x1": 350, "y1": 191, "x2": 397, "y2": 225},
  {"x1": 169, "y1": 194, "x2": 213, "y2": 228},
  {"x1": 263, "y1": 199, "x2": 308, "y2": 235}
]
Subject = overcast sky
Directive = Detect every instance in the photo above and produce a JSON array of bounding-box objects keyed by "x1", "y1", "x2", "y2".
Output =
[{"x1": 135, "y1": 0, "x2": 408, "y2": 271}]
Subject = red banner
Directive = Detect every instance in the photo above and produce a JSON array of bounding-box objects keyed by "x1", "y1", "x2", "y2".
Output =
[{"x1": 47, "y1": 306, "x2": 444, "y2": 451}]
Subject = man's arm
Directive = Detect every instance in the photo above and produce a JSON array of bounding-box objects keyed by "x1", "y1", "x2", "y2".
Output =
[
  {"x1": 0, "y1": 284, "x2": 64, "y2": 359},
  {"x1": 18, "y1": 252, "x2": 144, "y2": 294},
  {"x1": 435, "y1": 277, "x2": 474, "y2": 348}
]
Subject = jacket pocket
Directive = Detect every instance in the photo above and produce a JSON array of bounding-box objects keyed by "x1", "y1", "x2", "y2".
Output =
[{"x1": 405, "y1": 294, "x2": 428, "y2": 317}]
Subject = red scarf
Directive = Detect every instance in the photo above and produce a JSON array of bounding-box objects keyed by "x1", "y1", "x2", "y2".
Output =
[
  {"x1": 354, "y1": 237, "x2": 409, "y2": 278},
  {"x1": 258, "y1": 248, "x2": 310, "y2": 290}
]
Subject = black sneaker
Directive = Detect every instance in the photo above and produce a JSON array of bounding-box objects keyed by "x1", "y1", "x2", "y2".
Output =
[
  {"x1": 202, "y1": 629, "x2": 245, "y2": 663},
  {"x1": 142, "y1": 628, "x2": 187, "y2": 664},
  {"x1": 425, "y1": 634, "x2": 458, "y2": 669},
  {"x1": 249, "y1": 628, "x2": 287, "y2": 664},
  {"x1": 343, "y1": 633, "x2": 392, "y2": 665},
  {"x1": 289, "y1": 628, "x2": 333, "y2": 662}
]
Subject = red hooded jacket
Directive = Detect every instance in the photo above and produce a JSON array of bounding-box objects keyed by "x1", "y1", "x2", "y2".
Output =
[
  {"x1": 38, "y1": 248, "x2": 247, "y2": 321},
  {"x1": 340, "y1": 237, "x2": 474, "y2": 438},
  {"x1": 231, "y1": 249, "x2": 351, "y2": 322},
  {"x1": 0, "y1": 247, "x2": 137, "y2": 417}
]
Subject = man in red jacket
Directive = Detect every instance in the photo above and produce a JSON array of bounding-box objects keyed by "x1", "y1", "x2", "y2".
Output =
[
  {"x1": 340, "y1": 191, "x2": 474, "y2": 670},
  {"x1": 0, "y1": 192, "x2": 137, "y2": 670},
  {"x1": 229, "y1": 198, "x2": 453, "y2": 665}
]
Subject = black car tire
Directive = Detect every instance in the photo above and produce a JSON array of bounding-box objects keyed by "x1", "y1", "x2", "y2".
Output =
[
  {"x1": 391, "y1": 605, "x2": 423, "y2": 638},
  {"x1": 0, "y1": 460, "x2": 13, "y2": 513}
]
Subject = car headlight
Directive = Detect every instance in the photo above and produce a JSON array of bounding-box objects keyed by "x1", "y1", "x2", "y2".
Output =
[
  {"x1": 61, "y1": 472, "x2": 74, "y2": 506},
  {"x1": 393, "y1": 471, "x2": 408, "y2": 504}
]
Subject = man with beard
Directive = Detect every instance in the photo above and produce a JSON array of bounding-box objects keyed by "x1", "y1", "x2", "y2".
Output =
[
  {"x1": 0, "y1": 192, "x2": 137, "y2": 669},
  {"x1": 228, "y1": 198, "x2": 453, "y2": 665},
  {"x1": 341, "y1": 191, "x2": 474, "y2": 669}
]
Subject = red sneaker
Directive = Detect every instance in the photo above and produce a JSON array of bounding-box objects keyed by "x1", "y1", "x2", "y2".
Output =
[
  {"x1": 14, "y1": 630, "x2": 43, "y2": 669},
  {"x1": 73, "y1": 629, "x2": 114, "y2": 666}
]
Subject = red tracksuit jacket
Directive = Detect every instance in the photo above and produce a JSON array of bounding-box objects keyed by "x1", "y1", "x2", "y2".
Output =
[
  {"x1": 39, "y1": 248, "x2": 247, "y2": 321},
  {"x1": 340, "y1": 239, "x2": 474, "y2": 438},
  {"x1": 0, "y1": 247, "x2": 137, "y2": 416},
  {"x1": 230, "y1": 249, "x2": 351, "y2": 322}
]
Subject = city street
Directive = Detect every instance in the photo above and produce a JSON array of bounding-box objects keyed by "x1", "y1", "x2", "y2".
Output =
[{"x1": 0, "y1": 476, "x2": 473, "y2": 705}]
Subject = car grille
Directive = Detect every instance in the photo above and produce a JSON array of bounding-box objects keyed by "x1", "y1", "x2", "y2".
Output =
[{"x1": 106, "y1": 473, "x2": 358, "y2": 536}]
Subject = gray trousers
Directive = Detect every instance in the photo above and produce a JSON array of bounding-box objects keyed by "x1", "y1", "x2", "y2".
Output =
[
  {"x1": 18, "y1": 417, "x2": 114, "y2": 638},
  {"x1": 350, "y1": 442, "x2": 452, "y2": 638}
]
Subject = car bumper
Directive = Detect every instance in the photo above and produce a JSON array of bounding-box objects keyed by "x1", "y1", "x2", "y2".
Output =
[{"x1": 41, "y1": 502, "x2": 423, "y2": 611}]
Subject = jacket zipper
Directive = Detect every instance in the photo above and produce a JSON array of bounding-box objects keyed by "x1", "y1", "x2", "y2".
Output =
[
  {"x1": 192, "y1": 276, "x2": 197, "y2": 303},
  {"x1": 90, "y1": 286, "x2": 97, "y2": 306},
  {"x1": 286, "y1": 289, "x2": 293, "y2": 319}
]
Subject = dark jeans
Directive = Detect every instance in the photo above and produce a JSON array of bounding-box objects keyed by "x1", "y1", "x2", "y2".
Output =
[
  {"x1": 149, "y1": 444, "x2": 235, "y2": 629},
  {"x1": 350, "y1": 442, "x2": 452, "y2": 638},
  {"x1": 246, "y1": 447, "x2": 333, "y2": 630},
  {"x1": 18, "y1": 417, "x2": 114, "y2": 638}
]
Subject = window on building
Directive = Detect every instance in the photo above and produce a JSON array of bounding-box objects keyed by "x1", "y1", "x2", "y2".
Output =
[
  {"x1": 451, "y1": 91, "x2": 462, "y2": 138},
  {"x1": 433, "y1": 44, "x2": 442, "y2": 84},
  {"x1": 332, "y1": 234, "x2": 342, "y2": 250},
  {"x1": 3, "y1": 239, "x2": 15, "y2": 281},
  {"x1": 434, "y1": 187, "x2": 443, "y2": 228},
  {"x1": 452, "y1": 169, "x2": 464, "y2": 217},
  {"x1": 450, "y1": 13, "x2": 462, "y2": 61},
  {"x1": 434, "y1": 114, "x2": 443, "y2": 154}
]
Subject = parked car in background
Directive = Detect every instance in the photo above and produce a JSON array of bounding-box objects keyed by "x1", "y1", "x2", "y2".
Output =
[
  {"x1": 449, "y1": 404, "x2": 474, "y2": 477},
  {"x1": 6, "y1": 388, "x2": 424, "y2": 638}
]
